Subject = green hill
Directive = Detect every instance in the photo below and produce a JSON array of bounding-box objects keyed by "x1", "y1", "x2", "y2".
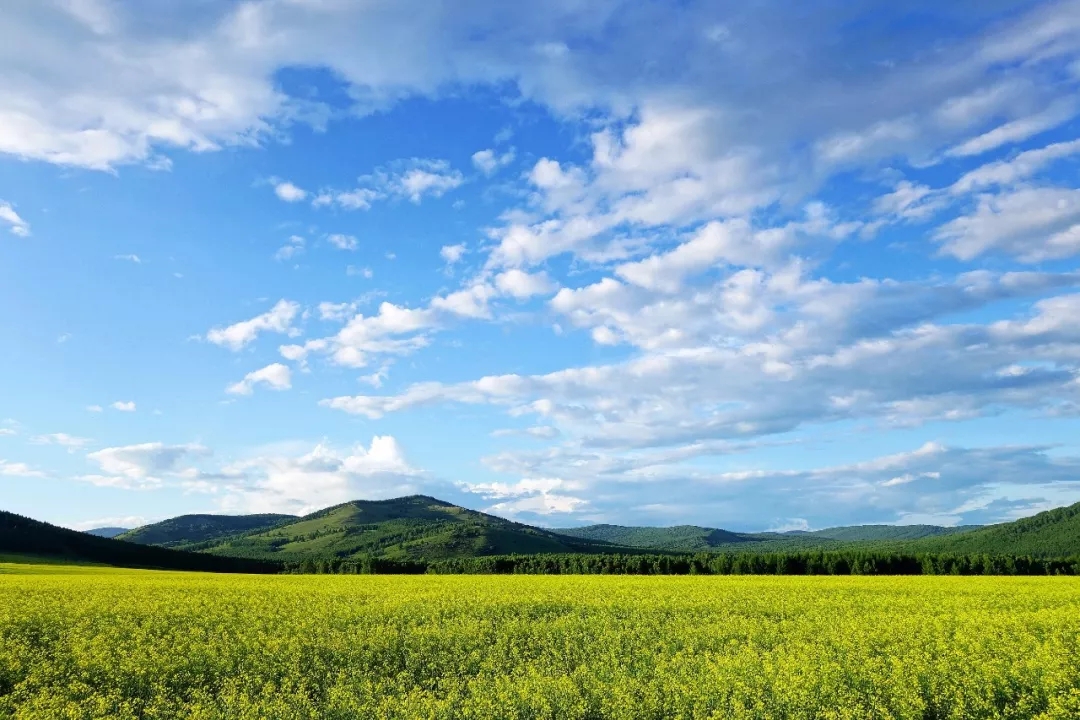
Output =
[
  {"x1": 904, "y1": 502, "x2": 1080, "y2": 558},
  {"x1": 119, "y1": 513, "x2": 296, "y2": 548},
  {"x1": 556, "y1": 523, "x2": 977, "y2": 553},
  {"x1": 193, "y1": 496, "x2": 616, "y2": 562},
  {"x1": 556, "y1": 524, "x2": 751, "y2": 552},
  {"x1": 801, "y1": 525, "x2": 978, "y2": 542},
  {"x1": 0, "y1": 510, "x2": 276, "y2": 573},
  {"x1": 85, "y1": 526, "x2": 129, "y2": 538}
]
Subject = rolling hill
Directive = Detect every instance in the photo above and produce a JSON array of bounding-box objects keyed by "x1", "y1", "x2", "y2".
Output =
[
  {"x1": 902, "y1": 502, "x2": 1080, "y2": 558},
  {"x1": 188, "y1": 496, "x2": 617, "y2": 561},
  {"x1": 0, "y1": 510, "x2": 276, "y2": 572},
  {"x1": 119, "y1": 513, "x2": 296, "y2": 548},
  {"x1": 85, "y1": 526, "x2": 129, "y2": 538},
  {"x1": 556, "y1": 522, "x2": 978, "y2": 553},
  {"x1": 35, "y1": 497, "x2": 1080, "y2": 567}
]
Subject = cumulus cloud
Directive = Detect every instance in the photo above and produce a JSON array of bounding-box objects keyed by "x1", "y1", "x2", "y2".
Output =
[
  {"x1": 110, "y1": 401, "x2": 136, "y2": 412},
  {"x1": 206, "y1": 299, "x2": 301, "y2": 351},
  {"x1": 273, "y1": 180, "x2": 307, "y2": 202},
  {"x1": 81, "y1": 442, "x2": 211, "y2": 490},
  {"x1": 327, "y1": 233, "x2": 358, "y2": 251},
  {"x1": 226, "y1": 363, "x2": 292, "y2": 395},
  {"x1": 472, "y1": 148, "x2": 515, "y2": 175},
  {"x1": 494, "y1": 269, "x2": 556, "y2": 298},
  {"x1": 440, "y1": 243, "x2": 466, "y2": 265},
  {"x1": 212, "y1": 437, "x2": 429, "y2": 515},
  {"x1": 0, "y1": 202, "x2": 30, "y2": 237}
]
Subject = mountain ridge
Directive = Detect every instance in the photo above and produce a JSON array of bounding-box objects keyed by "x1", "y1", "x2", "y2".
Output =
[{"x1": 113, "y1": 495, "x2": 1080, "y2": 560}]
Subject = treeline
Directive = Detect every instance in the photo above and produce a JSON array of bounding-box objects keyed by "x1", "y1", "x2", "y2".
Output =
[
  {"x1": 281, "y1": 551, "x2": 1080, "y2": 576},
  {"x1": 0, "y1": 510, "x2": 279, "y2": 574}
]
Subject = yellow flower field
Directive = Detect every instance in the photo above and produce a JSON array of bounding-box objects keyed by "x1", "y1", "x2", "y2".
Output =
[{"x1": 2, "y1": 564, "x2": 1078, "y2": 719}]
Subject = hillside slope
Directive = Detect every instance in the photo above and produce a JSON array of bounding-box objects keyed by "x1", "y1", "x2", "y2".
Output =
[
  {"x1": 85, "y1": 527, "x2": 129, "y2": 538},
  {"x1": 804, "y1": 525, "x2": 978, "y2": 542},
  {"x1": 0, "y1": 510, "x2": 276, "y2": 572},
  {"x1": 557, "y1": 523, "x2": 978, "y2": 553},
  {"x1": 556, "y1": 524, "x2": 751, "y2": 552},
  {"x1": 195, "y1": 496, "x2": 616, "y2": 561},
  {"x1": 905, "y1": 502, "x2": 1080, "y2": 558},
  {"x1": 120, "y1": 513, "x2": 296, "y2": 548}
]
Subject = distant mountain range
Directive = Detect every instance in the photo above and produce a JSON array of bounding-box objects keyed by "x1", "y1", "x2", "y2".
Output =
[
  {"x1": 555, "y1": 523, "x2": 979, "y2": 553},
  {"x1": 4, "y1": 496, "x2": 1080, "y2": 569},
  {"x1": 85, "y1": 527, "x2": 129, "y2": 538}
]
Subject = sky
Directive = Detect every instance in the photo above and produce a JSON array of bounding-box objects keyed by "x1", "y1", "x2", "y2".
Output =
[{"x1": 3, "y1": 0, "x2": 1080, "y2": 533}]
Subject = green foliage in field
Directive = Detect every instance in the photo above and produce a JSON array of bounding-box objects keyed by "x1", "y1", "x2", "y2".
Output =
[
  {"x1": 2, "y1": 567, "x2": 1079, "y2": 719},
  {"x1": 118, "y1": 513, "x2": 296, "y2": 548},
  {"x1": 190, "y1": 495, "x2": 613, "y2": 561}
]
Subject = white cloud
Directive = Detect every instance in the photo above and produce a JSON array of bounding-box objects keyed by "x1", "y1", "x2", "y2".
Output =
[
  {"x1": 327, "y1": 233, "x2": 358, "y2": 251},
  {"x1": 289, "y1": 301, "x2": 437, "y2": 369},
  {"x1": 31, "y1": 433, "x2": 90, "y2": 451},
  {"x1": 0, "y1": 460, "x2": 45, "y2": 478},
  {"x1": 347, "y1": 265, "x2": 374, "y2": 279},
  {"x1": 440, "y1": 243, "x2": 466, "y2": 265},
  {"x1": 951, "y1": 139, "x2": 1080, "y2": 194},
  {"x1": 273, "y1": 180, "x2": 307, "y2": 202},
  {"x1": 318, "y1": 301, "x2": 357, "y2": 322},
  {"x1": 214, "y1": 437, "x2": 426, "y2": 515},
  {"x1": 68, "y1": 515, "x2": 148, "y2": 532},
  {"x1": 86, "y1": 405, "x2": 103, "y2": 413},
  {"x1": 0, "y1": 202, "x2": 30, "y2": 237},
  {"x1": 274, "y1": 235, "x2": 305, "y2": 261},
  {"x1": 946, "y1": 100, "x2": 1078, "y2": 158},
  {"x1": 206, "y1": 299, "x2": 301, "y2": 351},
  {"x1": 431, "y1": 284, "x2": 497, "y2": 319},
  {"x1": 0, "y1": 428, "x2": 15, "y2": 437},
  {"x1": 394, "y1": 161, "x2": 464, "y2": 203},
  {"x1": 872, "y1": 182, "x2": 947, "y2": 223},
  {"x1": 110, "y1": 401, "x2": 136, "y2": 412},
  {"x1": 226, "y1": 362, "x2": 292, "y2": 395},
  {"x1": 114, "y1": 254, "x2": 141, "y2": 263},
  {"x1": 494, "y1": 269, "x2": 556, "y2": 299},
  {"x1": 934, "y1": 187, "x2": 1080, "y2": 261},
  {"x1": 471, "y1": 148, "x2": 515, "y2": 175},
  {"x1": 82, "y1": 442, "x2": 210, "y2": 490},
  {"x1": 313, "y1": 159, "x2": 464, "y2": 210}
]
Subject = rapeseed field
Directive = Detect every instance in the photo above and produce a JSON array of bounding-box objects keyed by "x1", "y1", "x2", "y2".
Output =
[{"x1": 1, "y1": 564, "x2": 1078, "y2": 719}]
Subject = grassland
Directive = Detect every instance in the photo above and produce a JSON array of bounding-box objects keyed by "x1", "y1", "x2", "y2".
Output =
[{"x1": 2, "y1": 563, "x2": 1079, "y2": 719}]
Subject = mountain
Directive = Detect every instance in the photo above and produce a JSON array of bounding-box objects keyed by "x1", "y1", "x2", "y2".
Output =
[
  {"x1": 41, "y1": 497, "x2": 1080, "y2": 567},
  {"x1": 189, "y1": 496, "x2": 616, "y2": 561},
  {"x1": 84, "y1": 527, "x2": 129, "y2": 538},
  {"x1": 0, "y1": 510, "x2": 276, "y2": 572},
  {"x1": 556, "y1": 523, "x2": 976, "y2": 553},
  {"x1": 556, "y1": 524, "x2": 751, "y2": 552},
  {"x1": 799, "y1": 525, "x2": 979, "y2": 542},
  {"x1": 904, "y1": 502, "x2": 1080, "y2": 558},
  {"x1": 119, "y1": 513, "x2": 296, "y2": 548}
]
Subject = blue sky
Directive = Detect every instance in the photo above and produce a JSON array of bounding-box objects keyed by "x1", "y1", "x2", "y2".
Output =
[{"x1": 3, "y1": 0, "x2": 1080, "y2": 532}]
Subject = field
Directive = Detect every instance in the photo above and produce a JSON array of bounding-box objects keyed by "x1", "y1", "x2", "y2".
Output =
[{"x1": 2, "y1": 565, "x2": 1079, "y2": 719}]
